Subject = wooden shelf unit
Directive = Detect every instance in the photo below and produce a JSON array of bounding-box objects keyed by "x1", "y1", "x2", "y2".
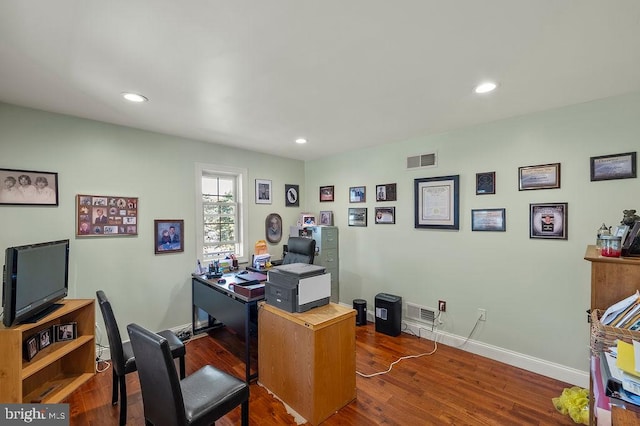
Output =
[
  {"x1": 0, "y1": 299, "x2": 95, "y2": 403},
  {"x1": 584, "y1": 246, "x2": 640, "y2": 425}
]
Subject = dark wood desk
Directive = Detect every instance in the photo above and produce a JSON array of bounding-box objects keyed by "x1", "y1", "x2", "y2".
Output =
[{"x1": 191, "y1": 274, "x2": 265, "y2": 382}]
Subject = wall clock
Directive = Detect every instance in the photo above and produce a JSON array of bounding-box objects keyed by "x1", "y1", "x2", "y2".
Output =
[{"x1": 285, "y1": 184, "x2": 299, "y2": 207}]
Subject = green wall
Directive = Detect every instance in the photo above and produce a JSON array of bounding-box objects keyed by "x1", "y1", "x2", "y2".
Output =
[{"x1": 304, "y1": 91, "x2": 640, "y2": 380}]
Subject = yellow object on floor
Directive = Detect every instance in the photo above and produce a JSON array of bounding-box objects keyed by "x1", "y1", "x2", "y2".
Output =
[{"x1": 552, "y1": 386, "x2": 589, "y2": 425}]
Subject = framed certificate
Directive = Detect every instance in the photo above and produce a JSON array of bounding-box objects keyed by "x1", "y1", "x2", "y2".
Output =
[
  {"x1": 590, "y1": 152, "x2": 637, "y2": 181},
  {"x1": 414, "y1": 175, "x2": 459, "y2": 230},
  {"x1": 518, "y1": 163, "x2": 561, "y2": 191}
]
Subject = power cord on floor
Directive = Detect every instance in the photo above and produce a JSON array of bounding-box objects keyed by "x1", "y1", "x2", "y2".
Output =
[{"x1": 356, "y1": 337, "x2": 437, "y2": 378}]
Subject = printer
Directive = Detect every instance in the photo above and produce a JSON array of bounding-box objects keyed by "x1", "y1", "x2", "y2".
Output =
[{"x1": 265, "y1": 263, "x2": 330, "y2": 313}]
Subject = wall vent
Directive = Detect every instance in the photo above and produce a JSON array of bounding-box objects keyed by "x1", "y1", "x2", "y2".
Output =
[
  {"x1": 406, "y1": 152, "x2": 437, "y2": 169},
  {"x1": 405, "y1": 302, "x2": 436, "y2": 324}
]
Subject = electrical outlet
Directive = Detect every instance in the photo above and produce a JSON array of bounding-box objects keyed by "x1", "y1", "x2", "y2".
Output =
[
  {"x1": 478, "y1": 308, "x2": 487, "y2": 321},
  {"x1": 438, "y1": 300, "x2": 446, "y2": 312}
]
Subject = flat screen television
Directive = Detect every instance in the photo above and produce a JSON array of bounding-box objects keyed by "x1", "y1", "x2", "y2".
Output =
[{"x1": 2, "y1": 239, "x2": 69, "y2": 327}]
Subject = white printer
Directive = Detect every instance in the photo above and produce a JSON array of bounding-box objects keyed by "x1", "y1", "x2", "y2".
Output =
[{"x1": 265, "y1": 263, "x2": 331, "y2": 313}]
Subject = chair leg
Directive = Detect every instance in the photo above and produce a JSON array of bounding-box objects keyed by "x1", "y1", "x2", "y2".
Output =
[
  {"x1": 179, "y1": 356, "x2": 185, "y2": 379},
  {"x1": 119, "y1": 376, "x2": 127, "y2": 426},
  {"x1": 241, "y1": 399, "x2": 249, "y2": 426},
  {"x1": 111, "y1": 370, "x2": 118, "y2": 405}
]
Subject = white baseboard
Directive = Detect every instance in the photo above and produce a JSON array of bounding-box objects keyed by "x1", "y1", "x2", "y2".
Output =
[{"x1": 360, "y1": 308, "x2": 587, "y2": 388}]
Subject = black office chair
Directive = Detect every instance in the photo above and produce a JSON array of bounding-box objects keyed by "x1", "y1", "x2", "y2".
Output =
[
  {"x1": 96, "y1": 290, "x2": 186, "y2": 426},
  {"x1": 282, "y1": 236, "x2": 316, "y2": 265},
  {"x1": 127, "y1": 323, "x2": 249, "y2": 426}
]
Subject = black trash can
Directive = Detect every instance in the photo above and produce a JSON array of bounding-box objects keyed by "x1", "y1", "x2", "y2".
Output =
[{"x1": 353, "y1": 299, "x2": 367, "y2": 326}]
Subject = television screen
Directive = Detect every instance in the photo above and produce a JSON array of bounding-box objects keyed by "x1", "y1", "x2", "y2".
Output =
[{"x1": 2, "y1": 239, "x2": 69, "y2": 327}]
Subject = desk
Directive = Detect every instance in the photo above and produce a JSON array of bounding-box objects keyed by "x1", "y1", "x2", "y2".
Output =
[
  {"x1": 191, "y1": 274, "x2": 265, "y2": 382},
  {"x1": 258, "y1": 303, "x2": 356, "y2": 425}
]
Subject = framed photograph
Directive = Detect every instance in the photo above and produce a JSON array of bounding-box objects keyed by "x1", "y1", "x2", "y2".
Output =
[
  {"x1": 300, "y1": 213, "x2": 316, "y2": 226},
  {"x1": 38, "y1": 327, "x2": 53, "y2": 350},
  {"x1": 590, "y1": 152, "x2": 637, "y2": 181},
  {"x1": 76, "y1": 194, "x2": 138, "y2": 236},
  {"x1": 319, "y1": 210, "x2": 334, "y2": 226},
  {"x1": 285, "y1": 184, "x2": 299, "y2": 207},
  {"x1": 375, "y1": 207, "x2": 395, "y2": 224},
  {"x1": 414, "y1": 175, "x2": 459, "y2": 230},
  {"x1": 471, "y1": 208, "x2": 506, "y2": 232},
  {"x1": 348, "y1": 208, "x2": 367, "y2": 227},
  {"x1": 376, "y1": 183, "x2": 397, "y2": 201},
  {"x1": 266, "y1": 213, "x2": 282, "y2": 244},
  {"x1": 23, "y1": 335, "x2": 39, "y2": 361},
  {"x1": 0, "y1": 168, "x2": 59, "y2": 206},
  {"x1": 518, "y1": 163, "x2": 561, "y2": 190},
  {"x1": 319, "y1": 185, "x2": 334, "y2": 202},
  {"x1": 54, "y1": 322, "x2": 77, "y2": 342},
  {"x1": 476, "y1": 172, "x2": 496, "y2": 195},
  {"x1": 529, "y1": 203, "x2": 568, "y2": 240},
  {"x1": 155, "y1": 219, "x2": 184, "y2": 254},
  {"x1": 349, "y1": 186, "x2": 366, "y2": 203},
  {"x1": 614, "y1": 225, "x2": 631, "y2": 246},
  {"x1": 255, "y1": 179, "x2": 272, "y2": 204}
]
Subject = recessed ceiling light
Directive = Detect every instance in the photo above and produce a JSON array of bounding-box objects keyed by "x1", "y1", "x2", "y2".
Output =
[
  {"x1": 295, "y1": 138, "x2": 307, "y2": 144},
  {"x1": 474, "y1": 82, "x2": 497, "y2": 94},
  {"x1": 121, "y1": 92, "x2": 148, "y2": 103}
]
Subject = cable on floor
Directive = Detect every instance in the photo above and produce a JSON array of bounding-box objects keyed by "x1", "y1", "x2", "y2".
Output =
[{"x1": 356, "y1": 339, "x2": 437, "y2": 378}]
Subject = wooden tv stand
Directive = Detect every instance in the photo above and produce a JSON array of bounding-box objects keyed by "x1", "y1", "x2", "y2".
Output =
[{"x1": 0, "y1": 299, "x2": 95, "y2": 403}]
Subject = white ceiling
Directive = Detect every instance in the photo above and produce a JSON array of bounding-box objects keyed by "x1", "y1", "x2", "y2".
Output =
[{"x1": 1, "y1": 1, "x2": 640, "y2": 161}]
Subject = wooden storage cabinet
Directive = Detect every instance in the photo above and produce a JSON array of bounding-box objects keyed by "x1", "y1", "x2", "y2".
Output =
[
  {"x1": 310, "y1": 225, "x2": 339, "y2": 302},
  {"x1": 0, "y1": 299, "x2": 95, "y2": 403},
  {"x1": 584, "y1": 246, "x2": 640, "y2": 424},
  {"x1": 258, "y1": 302, "x2": 356, "y2": 425}
]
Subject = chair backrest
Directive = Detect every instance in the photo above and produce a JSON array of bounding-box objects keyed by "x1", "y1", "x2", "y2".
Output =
[
  {"x1": 96, "y1": 290, "x2": 127, "y2": 376},
  {"x1": 127, "y1": 323, "x2": 186, "y2": 425},
  {"x1": 282, "y1": 236, "x2": 316, "y2": 265}
]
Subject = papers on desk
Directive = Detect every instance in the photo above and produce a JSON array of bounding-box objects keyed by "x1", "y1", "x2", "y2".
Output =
[{"x1": 601, "y1": 291, "x2": 640, "y2": 326}]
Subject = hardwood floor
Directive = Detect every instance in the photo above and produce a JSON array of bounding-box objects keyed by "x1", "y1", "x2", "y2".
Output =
[{"x1": 67, "y1": 322, "x2": 578, "y2": 425}]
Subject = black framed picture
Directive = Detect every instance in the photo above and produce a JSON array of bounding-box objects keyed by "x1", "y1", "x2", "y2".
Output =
[
  {"x1": 155, "y1": 219, "x2": 184, "y2": 254},
  {"x1": 349, "y1": 186, "x2": 366, "y2": 203},
  {"x1": 23, "y1": 335, "x2": 39, "y2": 361},
  {"x1": 414, "y1": 175, "x2": 459, "y2": 230},
  {"x1": 471, "y1": 208, "x2": 506, "y2": 231},
  {"x1": 285, "y1": 184, "x2": 299, "y2": 207},
  {"x1": 375, "y1": 207, "x2": 395, "y2": 224},
  {"x1": 54, "y1": 322, "x2": 77, "y2": 342},
  {"x1": 590, "y1": 152, "x2": 637, "y2": 181},
  {"x1": 38, "y1": 327, "x2": 53, "y2": 350},
  {"x1": 518, "y1": 163, "x2": 561, "y2": 191},
  {"x1": 529, "y1": 203, "x2": 568, "y2": 240},
  {"x1": 320, "y1": 185, "x2": 334, "y2": 202},
  {"x1": 0, "y1": 168, "x2": 59, "y2": 206},
  {"x1": 476, "y1": 172, "x2": 496, "y2": 195},
  {"x1": 348, "y1": 208, "x2": 367, "y2": 227},
  {"x1": 375, "y1": 183, "x2": 397, "y2": 201}
]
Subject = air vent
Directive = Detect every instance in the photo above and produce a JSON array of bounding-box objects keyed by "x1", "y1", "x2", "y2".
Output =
[
  {"x1": 407, "y1": 152, "x2": 437, "y2": 169},
  {"x1": 406, "y1": 302, "x2": 436, "y2": 324}
]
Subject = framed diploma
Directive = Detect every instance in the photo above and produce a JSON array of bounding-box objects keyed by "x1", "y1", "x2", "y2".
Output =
[
  {"x1": 590, "y1": 152, "x2": 636, "y2": 181},
  {"x1": 475, "y1": 172, "x2": 495, "y2": 195},
  {"x1": 471, "y1": 208, "x2": 506, "y2": 232},
  {"x1": 529, "y1": 203, "x2": 568, "y2": 240},
  {"x1": 414, "y1": 175, "x2": 459, "y2": 230},
  {"x1": 518, "y1": 163, "x2": 560, "y2": 190}
]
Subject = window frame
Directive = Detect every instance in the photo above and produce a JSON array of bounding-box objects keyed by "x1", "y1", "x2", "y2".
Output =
[{"x1": 195, "y1": 163, "x2": 248, "y2": 264}]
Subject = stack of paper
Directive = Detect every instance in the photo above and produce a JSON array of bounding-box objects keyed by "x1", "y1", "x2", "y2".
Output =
[{"x1": 601, "y1": 291, "x2": 640, "y2": 329}]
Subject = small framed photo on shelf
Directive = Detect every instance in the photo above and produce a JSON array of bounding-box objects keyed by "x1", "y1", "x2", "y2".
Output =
[
  {"x1": 475, "y1": 172, "x2": 496, "y2": 195},
  {"x1": 54, "y1": 322, "x2": 77, "y2": 342},
  {"x1": 348, "y1": 208, "x2": 367, "y2": 227},
  {"x1": 518, "y1": 163, "x2": 561, "y2": 191},
  {"x1": 23, "y1": 335, "x2": 39, "y2": 361},
  {"x1": 590, "y1": 152, "x2": 637, "y2": 181},
  {"x1": 374, "y1": 207, "x2": 395, "y2": 224},
  {"x1": 300, "y1": 213, "x2": 316, "y2": 226},
  {"x1": 349, "y1": 186, "x2": 366, "y2": 203},
  {"x1": 529, "y1": 202, "x2": 568, "y2": 240},
  {"x1": 319, "y1": 185, "x2": 334, "y2": 202},
  {"x1": 319, "y1": 210, "x2": 333, "y2": 226},
  {"x1": 471, "y1": 208, "x2": 506, "y2": 232},
  {"x1": 38, "y1": 327, "x2": 53, "y2": 350}
]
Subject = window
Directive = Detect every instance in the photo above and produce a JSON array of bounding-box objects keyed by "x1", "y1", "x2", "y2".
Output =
[{"x1": 195, "y1": 164, "x2": 248, "y2": 263}]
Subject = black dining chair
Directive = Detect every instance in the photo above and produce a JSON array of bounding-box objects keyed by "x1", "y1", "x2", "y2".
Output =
[
  {"x1": 96, "y1": 290, "x2": 186, "y2": 425},
  {"x1": 127, "y1": 323, "x2": 249, "y2": 426}
]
